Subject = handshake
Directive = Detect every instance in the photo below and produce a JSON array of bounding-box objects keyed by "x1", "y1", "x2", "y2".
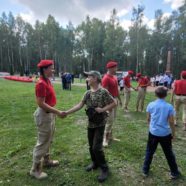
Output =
[{"x1": 58, "y1": 111, "x2": 68, "y2": 118}]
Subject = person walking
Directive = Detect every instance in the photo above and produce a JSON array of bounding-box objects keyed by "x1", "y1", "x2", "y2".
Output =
[
  {"x1": 64, "y1": 71, "x2": 116, "y2": 183},
  {"x1": 171, "y1": 71, "x2": 186, "y2": 130},
  {"x1": 65, "y1": 73, "x2": 72, "y2": 90},
  {"x1": 102, "y1": 61, "x2": 122, "y2": 147},
  {"x1": 136, "y1": 73, "x2": 150, "y2": 112},
  {"x1": 123, "y1": 70, "x2": 136, "y2": 112},
  {"x1": 142, "y1": 86, "x2": 180, "y2": 179},
  {"x1": 30, "y1": 60, "x2": 64, "y2": 179}
]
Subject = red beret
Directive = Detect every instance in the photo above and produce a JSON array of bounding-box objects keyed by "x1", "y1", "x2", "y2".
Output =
[
  {"x1": 136, "y1": 73, "x2": 142, "y2": 77},
  {"x1": 37, "y1": 60, "x2": 54, "y2": 68},
  {"x1": 181, "y1": 71, "x2": 186, "y2": 78},
  {"x1": 106, "y1": 61, "x2": 117, "y2": 69},
  {"x1": 128, "y1": 70, "x2": 133, "y2": 75}
]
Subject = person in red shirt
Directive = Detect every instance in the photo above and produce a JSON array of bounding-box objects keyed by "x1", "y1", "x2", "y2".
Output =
[
  {"x1": 123, "y1": 70, "x2": 136, "y2": 112},
  {"x1": 30, "y1": 60, "x2": 64, "y2": 180},
  {"x1": 171, "y1": 71, "x2": 186, "y2": 130},
  {"x1": 136, "y1": 73, "x2": 150, "y2": 112},
  {"x1": 102, "y1": 61, "x2": 122, "y2": 147}
]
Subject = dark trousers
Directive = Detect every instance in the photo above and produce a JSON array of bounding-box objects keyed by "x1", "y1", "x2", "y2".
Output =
[
  {"x1": 164, "y1": 82, "x2": 168, "y2": 87},
  {"x1": 155, "y1": 81, "x2": 159, "y2": 86},
  {"x1": 143, "y1": 132, "x2": 179, "y2": 175},
  {"x1": 88, "y1": 126, "x2": 108, "y2": 170}
]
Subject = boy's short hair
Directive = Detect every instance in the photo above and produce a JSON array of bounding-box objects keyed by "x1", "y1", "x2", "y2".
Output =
[{"x1": 155, "y1": 86, "x2": 168, "y2": 98}]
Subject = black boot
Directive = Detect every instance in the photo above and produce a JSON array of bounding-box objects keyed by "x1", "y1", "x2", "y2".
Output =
[
  {"x1": 97, "y1": 166, "x2": 109, "y2": 182},
  {"x1": 85, "y1": 162, "x2": 98, "y2": 172}
]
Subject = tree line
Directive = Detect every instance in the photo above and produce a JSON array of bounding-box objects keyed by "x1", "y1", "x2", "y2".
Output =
[{"x1": 0, "y1": 1, "x2": 186, "y2": 77}]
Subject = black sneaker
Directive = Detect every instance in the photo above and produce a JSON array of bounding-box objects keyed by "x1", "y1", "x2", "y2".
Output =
[
  {"x1": 97, "y1": 169, "x2": 109, "y2": 183},
  {"x1": 142, "y1": 171, "x2": 149, "y2": 177},
  {"x1": 170, "y1": 172, "x2": 181, "y2": 180},
  {"x1": 85, "y1": 163, "x2": 98, "y2": 172}
]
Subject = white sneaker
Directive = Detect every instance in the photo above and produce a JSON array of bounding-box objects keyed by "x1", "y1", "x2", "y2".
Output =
[{"x1": 30, "y1": 170, "x2": 48, "y2": 179}]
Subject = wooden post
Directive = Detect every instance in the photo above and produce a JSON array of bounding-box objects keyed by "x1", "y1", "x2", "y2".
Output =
[{"x1": 166, "y1": 49, "x2": 171, "y2": 74}]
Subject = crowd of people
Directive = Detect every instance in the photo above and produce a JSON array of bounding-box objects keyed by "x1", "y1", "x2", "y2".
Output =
[
  {"x1": 30, "y1": 59, "x2": 186, "y2": 183},
  {"x1": 150, "y1": 73, "x2": 174, "y2": 88}
]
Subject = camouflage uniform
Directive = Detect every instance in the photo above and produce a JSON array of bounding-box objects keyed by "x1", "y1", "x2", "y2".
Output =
[{"x1": 82, "y1": 88, "x2": 114, "y2": 169}]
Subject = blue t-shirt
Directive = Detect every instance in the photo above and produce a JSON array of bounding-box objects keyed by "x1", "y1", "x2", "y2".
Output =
[{"x1": 146, "y1": 99, "x2": 175, "y2": 136}]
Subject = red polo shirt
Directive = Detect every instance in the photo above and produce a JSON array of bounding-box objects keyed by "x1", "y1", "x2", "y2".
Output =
[
  {"x1": 138, "y1": 77, "x2": 149, "y2": 87},
  {"x1": 124, "y1": 76, "x2": 131, "y2": 88},
  {"x1": 102, "y1": 74, "x2": 119, "y2": 97},
  {"x1": 174, "y1": 80, "x2": 186, "y2": 95},
  {"x1": 35, "y1": 77, "x2": 56, "y2": 107}
]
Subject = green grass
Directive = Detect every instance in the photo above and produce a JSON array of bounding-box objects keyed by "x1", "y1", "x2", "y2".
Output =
[{"x1": 0, "y1": 78, "x2": 186, "y2": 186}]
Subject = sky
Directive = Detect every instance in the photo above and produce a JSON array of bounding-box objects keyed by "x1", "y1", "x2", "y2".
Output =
[{"x1": 0, "y1": 0, "x2": 184, "y2": 30}]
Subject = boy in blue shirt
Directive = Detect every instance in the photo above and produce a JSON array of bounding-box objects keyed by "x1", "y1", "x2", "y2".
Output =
[{"x1": 142, "y1": 86, "x2": 180, "y2": 179}]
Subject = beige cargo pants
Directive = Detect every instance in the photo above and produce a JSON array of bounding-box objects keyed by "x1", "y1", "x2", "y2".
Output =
[
  {"x1": 174, "y1": 95, "x2": 186, "y2": 124},
  {"x1": 104, "y1": 98, "x2": 117, "y2": 142},
  {"x1": 32, "y1": 107, "x2": 56, "y2": 164},
  {"x1": 123, "y1": 88, "x2": 131, "y2": 109},
  {"x1": 136, "y1": 87, "x2": 146, "y2": 111}
]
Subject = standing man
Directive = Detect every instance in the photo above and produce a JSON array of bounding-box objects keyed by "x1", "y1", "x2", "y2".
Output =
[
  {"x1": 171, "y1": 71, "x2": 186, "y2": 130},
  {"x1": 123, "y1": 70, "x2": 136, "y2": 112},
  {"x1": 102, "y1": 61, "x2": 122, "y2": 147},
  {"x1": 163, "y1": 72, "x2": 169, "y2": 88},
  {"x1": 136, "y1": 73, "x2": 150, "y2": 112},
  {"x1": 158, "y1": 74, "x2": 164, "y2": 86}
]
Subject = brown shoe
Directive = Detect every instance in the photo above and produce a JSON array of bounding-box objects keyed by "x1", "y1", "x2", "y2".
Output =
[
  {"x1": 43, "y1": 154, "x2": 59, "y2": 167},
  {"x1": 43, "y1": 160, "x2": 59, "y2": 167},
  {"x1": 30, "y1": 170, "x2": 48, "y2": 179},
  {"x1": 30, "y1": 162, "x2": 48, "y2": 179}
]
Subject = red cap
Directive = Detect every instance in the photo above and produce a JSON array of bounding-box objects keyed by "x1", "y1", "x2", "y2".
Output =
[
  {"x1": 106, "y1": 61, "x2": 117, "y2": 69},
  {"x1": 181, "y1": 71, "x2": 186, "y2": 78},
  {"x1": 128, "y1": 70, "x2": 133, "y2": 75},
  {"x1": 37, "y1": 60, "x2": 54, "y2": 68},
  {"x1": 136, "y1": 73, "x2": 142, "y2": 77}
]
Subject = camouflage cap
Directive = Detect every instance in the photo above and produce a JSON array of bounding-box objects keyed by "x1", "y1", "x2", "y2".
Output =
[{"x1": 84, "y1": 70, "x2": 102, "y2": 82}]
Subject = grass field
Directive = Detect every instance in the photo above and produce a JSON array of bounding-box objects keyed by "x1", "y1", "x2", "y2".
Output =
[{"x1": 0, "y1": 78, "x2": 186, "y2": 186}]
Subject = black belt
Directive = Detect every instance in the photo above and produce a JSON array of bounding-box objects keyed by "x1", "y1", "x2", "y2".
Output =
[
  {"x1": 46, "y1": 111, "x2": 50, "y2": 113},
  {"x1": 176, "y1": 94, "x2": 186, "y2": 96}
]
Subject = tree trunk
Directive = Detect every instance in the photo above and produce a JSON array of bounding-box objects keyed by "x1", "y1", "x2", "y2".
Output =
[
  {"x1": 19, "y1": 46, "x2": 23, "y2": 76},
  {"x1": 11, "y1": 45, "x2": 14, "y2": 74},
  {"x1": 0, "y1": 46, "x2": 3, "y2": 71},
  {"x1": 7, "y1": 45, "x2": 13, "y2": 75}
]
